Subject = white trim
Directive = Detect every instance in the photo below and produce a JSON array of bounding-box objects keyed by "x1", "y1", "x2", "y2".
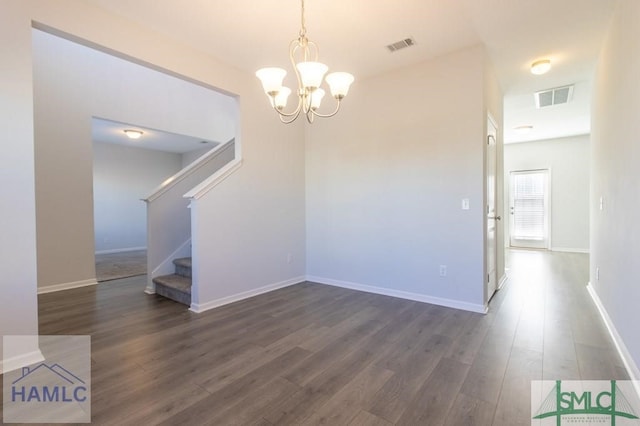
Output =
[
  {"x1": 189, "y1": 276, "x2": 304, "y2": 313},
  {"x1": 37, "y1": 278, "x2": 98, "y2": 294},
  {"x1": 95, "y1": 246, "x2": 146, "y2": 255},
  {"x1": 307, "y1": 276, "x2": 488, "y2": 314},
  {"x1": 184, "y1": 159, "x2": 243, "y2": 200},
  {"x1": 498, "y1": 273, "x2": 508, "y2": 290},
  {"x1": 143, "y1": 138, "x2": 235, "y2": 202},
  {"x1": 550, "y1": 247, "x2": 590, "y2": 254},
  {"x1": 587, "y1": 282, "x2": 640, "y2": 385},
  {"x1": 0, "y1": 349, "x2": 45, "y2": 375}
]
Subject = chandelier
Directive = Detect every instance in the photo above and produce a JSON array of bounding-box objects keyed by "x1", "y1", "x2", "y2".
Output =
[{"x1": 255, "y1": 0, "x2": 354, "y2": 124}]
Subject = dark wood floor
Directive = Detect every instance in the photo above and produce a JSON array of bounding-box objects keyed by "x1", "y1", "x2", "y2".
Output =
[{"x1": 4, "y1": 250, "x2": 629, "y2": 425}]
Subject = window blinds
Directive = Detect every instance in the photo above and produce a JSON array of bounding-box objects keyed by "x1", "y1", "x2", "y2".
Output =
[{"x1": 512, "y1": 173, "x2": 545, "y2": 240}]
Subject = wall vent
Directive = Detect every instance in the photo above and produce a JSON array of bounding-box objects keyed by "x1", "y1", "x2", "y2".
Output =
[
  {"x1": 386, "y1": 37, "x2": 415, "y2": 52},
  {"x1": 535, "y1": 85, "x2": 574, "y2": 108}
]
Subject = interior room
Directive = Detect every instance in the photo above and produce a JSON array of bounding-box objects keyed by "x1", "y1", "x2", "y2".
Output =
[{"x1": 1, "y1": 0, "x2": 638, "y2": 424}]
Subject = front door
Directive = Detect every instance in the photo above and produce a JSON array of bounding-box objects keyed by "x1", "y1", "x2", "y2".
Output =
[{"x1": 509, "y1": 170, "x2": 549, "y2": 249}]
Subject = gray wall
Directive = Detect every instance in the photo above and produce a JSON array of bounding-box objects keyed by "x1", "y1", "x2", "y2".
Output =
[
  {"x1": 306, "y1": 45, "x2": 503, "y2": 311},
  {"x1": 93, "y1": 142, "x2": 182, "y2": 253},
  {"x1": 591, "y1": 0, "x2": 640, "y2": 377},
  {"x1": 504, "y1": 135, "x2": 590, "y2": 252}
]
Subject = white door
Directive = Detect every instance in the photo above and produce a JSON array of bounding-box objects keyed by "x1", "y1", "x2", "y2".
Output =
[
  {"x1": 509, "y1": 170, "x2": 549, "y2": 249},
  {"x1": 486, "y1": 118, "x2": 499, "y2": 301}
]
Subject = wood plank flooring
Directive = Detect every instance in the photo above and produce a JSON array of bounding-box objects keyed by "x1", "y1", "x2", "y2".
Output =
[{"x1": 2, "y1": 250, "x2": 630, "y2": 425}]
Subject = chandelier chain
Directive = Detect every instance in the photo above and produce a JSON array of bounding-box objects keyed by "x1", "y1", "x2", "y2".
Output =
[{"x1": 299, "y1": 0, "x2": 307, "y2": 38}]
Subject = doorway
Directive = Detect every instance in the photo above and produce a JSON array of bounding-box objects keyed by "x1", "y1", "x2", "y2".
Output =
[{"x1": 509, "y1": 169, "x2": 549, "y2": 249}]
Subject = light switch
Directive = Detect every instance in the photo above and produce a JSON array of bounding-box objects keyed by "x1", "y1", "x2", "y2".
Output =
[{"x1": 462, "y1": 198, "x2": 470, "y2": 210}]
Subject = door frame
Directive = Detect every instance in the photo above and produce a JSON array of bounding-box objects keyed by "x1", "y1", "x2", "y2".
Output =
[
  {"x1": 508, "y1": 168, "x2": 551, "y2": 250},
  {"x1": 485, "y1": 114, "x2": 499, "y2": 303}
]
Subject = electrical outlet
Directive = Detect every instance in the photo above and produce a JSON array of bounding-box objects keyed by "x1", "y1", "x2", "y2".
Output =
[
  {"x1": 462, "y1": 198, "x2": 469, "y2": 210},
  {"x1": 439, "y1": 265, "x2": 447, "y2": 277}
]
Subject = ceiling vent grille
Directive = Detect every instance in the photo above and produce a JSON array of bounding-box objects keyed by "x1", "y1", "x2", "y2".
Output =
[
  {"x1": 535, "y1": 85, "x2": 574, "y2": 108},
  {"x1": 386, "y1": 37, "x2": 415, "y2": 52}
]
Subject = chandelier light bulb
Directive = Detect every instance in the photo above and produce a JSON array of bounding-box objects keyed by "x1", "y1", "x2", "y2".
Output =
[
  {"x1": 310, "y1": 88, "x2": 325, "y2": 110},
  {"x1": 256, "y1": 67, "x2": 287, "y2": 95},
  {"x1": 296, "y1": 61, "x2": 328, "y2": 90},
  {"x1": 274, "y1": 87, "x2": 292, "y2": 109},
  {"x1": 326, "y1": 72, "x2": 354, "y2": 99}
]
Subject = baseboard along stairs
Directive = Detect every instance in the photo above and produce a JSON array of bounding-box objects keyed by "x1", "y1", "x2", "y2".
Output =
[{"x1": 152, "y1": 257, "x2": 192, "y2": 306}]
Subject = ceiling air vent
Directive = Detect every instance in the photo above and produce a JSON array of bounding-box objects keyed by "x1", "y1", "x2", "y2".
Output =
[
  {"x1": 386, "y1": 37, "x2": 415, "y2": 52},
  {"x1": 535, "y1": 85, "x2": 574, "y2": 108}
]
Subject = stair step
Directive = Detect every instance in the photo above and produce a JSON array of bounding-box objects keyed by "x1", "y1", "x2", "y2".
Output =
[
  {"x1": 153, "y1": 274, "x2": 191, "y2": 306},
  {"x1": 173, "y1": 257, "x2": 192, "y2": 278}
]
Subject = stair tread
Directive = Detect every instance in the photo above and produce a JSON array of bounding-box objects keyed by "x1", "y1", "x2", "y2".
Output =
[
  {"x1": 152, "y1": 274, "x2": 192, "y2": 294},
  {"x1": 173, "y1": 257, "x2": 192, "y2": 268}
]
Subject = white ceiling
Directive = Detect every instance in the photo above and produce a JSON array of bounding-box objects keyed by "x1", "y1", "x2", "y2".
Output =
[
  {"x1": 92, "y1": 117, "x2": 218, "y2": 153},
  {"x1": 86, "y1": 0, "x2": 617, "y2": 143}
]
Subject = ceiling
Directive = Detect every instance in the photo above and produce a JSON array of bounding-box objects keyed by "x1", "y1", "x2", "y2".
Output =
[
  {"x1": 86, "y1": 0, "x2": 617, "y2": 143},
  {"x1": 92, "y1": 117, "x2": 218, "y2": 153}
]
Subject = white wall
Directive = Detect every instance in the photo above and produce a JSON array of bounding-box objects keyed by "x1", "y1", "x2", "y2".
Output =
[
  {"x1": 93, "y1": 141, "x2": 182, "y2": 253},
  {"x1": 306, "y1": 45, "x2": 502, "y2": 312},
  {"x1": 504, "y1": 135, "x2": 590, "y2": 252},
  {"x1": 2, "y1": 0, "x2": 305, "y2": 367},
  {"x1": 0, "y1": 1, "x2": 40, "y2": 372},
  {"x1": 591, "y1": 0, "x2": 640, "y2": 378},
  {"x1": 181, "y1": 145, "x2": 215, "y2": 168},
  {"x1": 32, "y1": 28, "x2": 237, "y2": 289}
]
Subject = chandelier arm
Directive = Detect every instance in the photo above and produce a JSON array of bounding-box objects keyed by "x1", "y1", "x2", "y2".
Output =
[
  {"x1": 280, "y1": 107, "x2": 303, "y2": 124},
  {"x1": 309, "y1": 98, "x2": 342, "y2": 118}
]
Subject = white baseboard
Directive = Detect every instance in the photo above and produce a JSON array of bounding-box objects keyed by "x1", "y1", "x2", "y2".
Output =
[
  {"x1": 587, "y1": 282, "x2": 640, "y2": 385},
  {"x1": 37, "y1": 278, "x2": 98, "y2": 294},
  {"x1": 498, "y1": 273, "x2": 508, "y2": 290},
  {"x1": 307, "y1": 276, "x2": 487, "y2": 314},
  {"x1": 0, "y1": 349, "x2": 44, "y2": 375},
  {"x1": 95, "y1": 246, "x2": 146, "y2": 255},
  {"x1": 551, "y1": 247, "x2": 590, "y2": 254},
  {"x1": 189, "y1": 276, "x2": 304, "y2": 314}
]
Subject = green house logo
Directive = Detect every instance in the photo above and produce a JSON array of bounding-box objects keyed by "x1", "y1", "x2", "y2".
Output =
[{"x1": 532, "y1": 380, "x2": 640, "y2": 425}]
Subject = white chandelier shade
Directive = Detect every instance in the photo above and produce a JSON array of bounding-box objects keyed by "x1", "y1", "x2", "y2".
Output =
[{"x1": 256, "y1": 0, "x2": 354, "y2": 124}]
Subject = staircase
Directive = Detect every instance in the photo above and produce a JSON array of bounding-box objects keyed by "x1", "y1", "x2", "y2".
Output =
[{"x1": 152, "y1": 257, "x2": 192, "y2": 306}]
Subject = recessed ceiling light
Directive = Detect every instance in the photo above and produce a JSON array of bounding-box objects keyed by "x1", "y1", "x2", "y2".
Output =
[
  {"x1": 514, "y1": 125, "x2": 533, "y2": 134},
  {"x1": 531, "y1": 59, "x2": 551, "y2": 75},
  {"x1": 123, "y1": 129, "x2": 144, "y2": 139}
]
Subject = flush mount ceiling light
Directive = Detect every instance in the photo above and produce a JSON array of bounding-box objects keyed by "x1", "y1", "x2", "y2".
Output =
[
  {"x1": 531, "y1": 59, "x2": 551, "y2": 75},
  {"x1": 123, "y1": 129, "x2": 144, "y2": 139},
  {"x1": 255, "y1": 0, "x2": 354, "y2": 124},
  {"x1": 514, "y1": 125, "x2": 534, "y2": 134}
]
